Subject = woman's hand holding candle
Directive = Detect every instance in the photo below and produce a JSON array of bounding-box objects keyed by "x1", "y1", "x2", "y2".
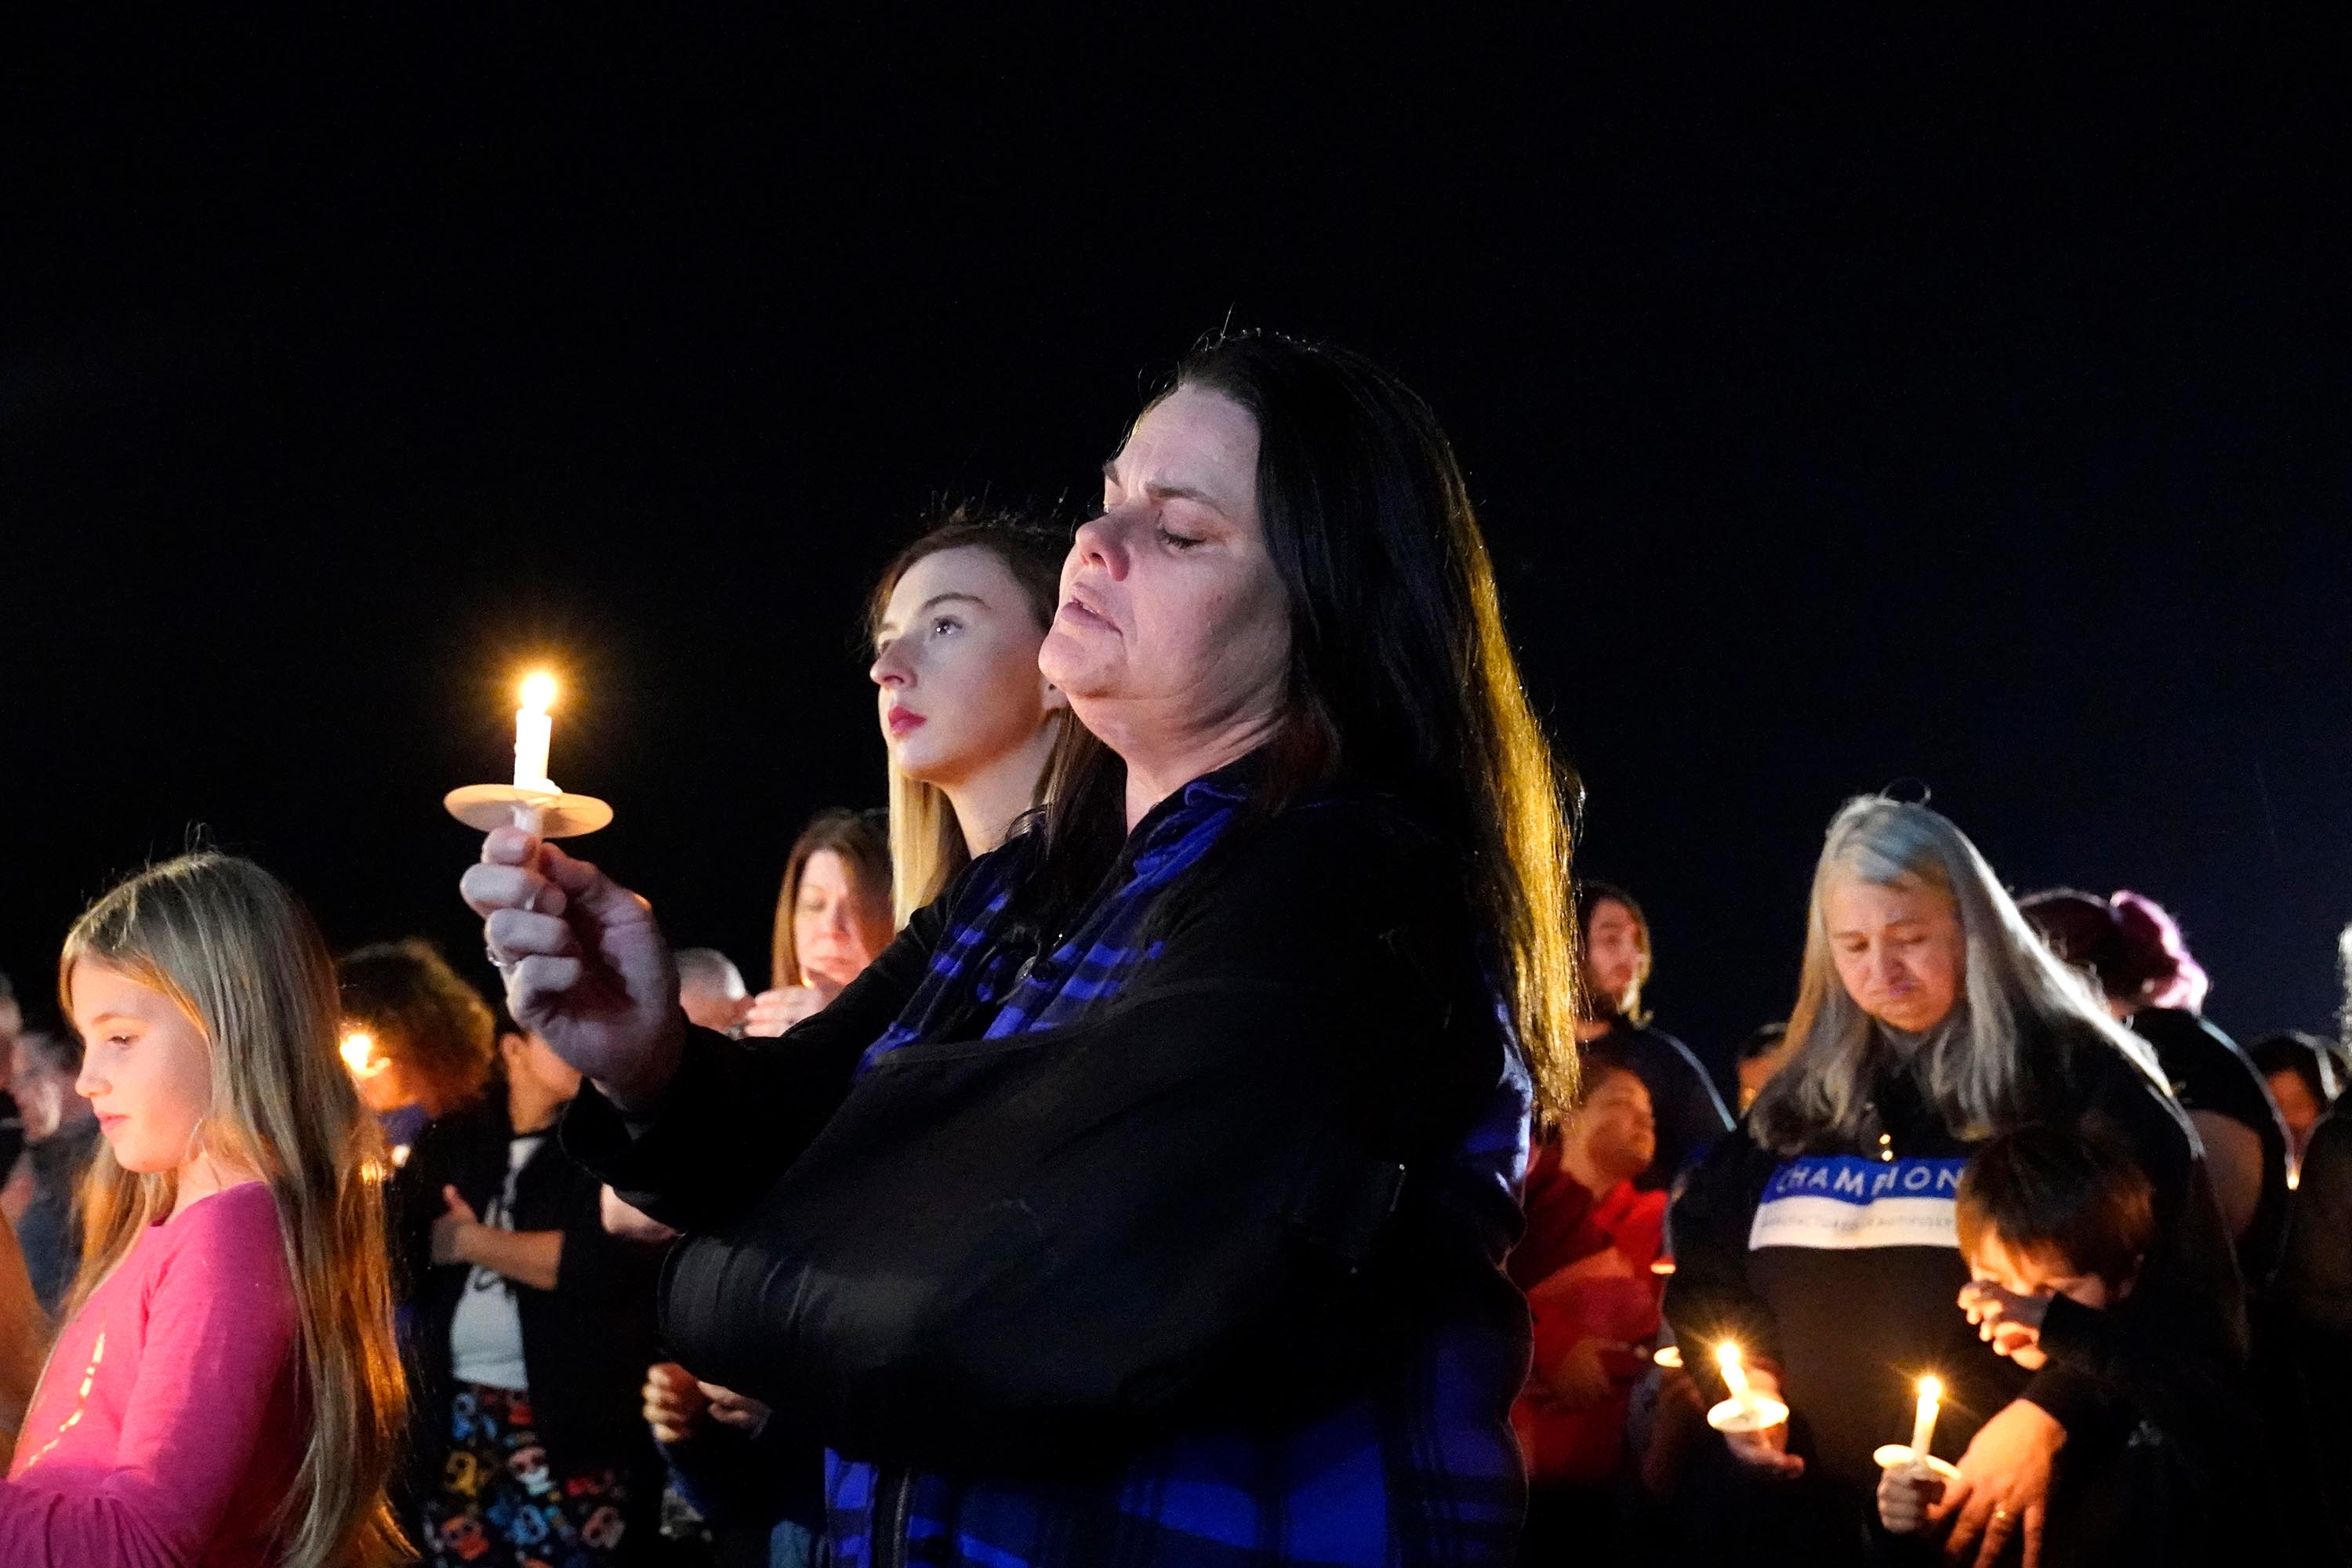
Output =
[
  {"x1": 1932, "y1": 1398, "x2": 2062, "y2": 1568},
  {"x1": 1715, "y1": 1361, "x2": 1804, "y2": 1479},
  {"x1": 462, "y1": 823, "x2": 684, "y2": 1109}
]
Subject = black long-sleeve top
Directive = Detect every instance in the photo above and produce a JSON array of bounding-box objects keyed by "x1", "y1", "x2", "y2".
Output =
[
  {"x1": 1665, "y1": 1022, "x2": 2244, "y2": 1504},
  {"x1": 391, "y1": 1091, "x2": 669, "y2": 1490},
  {"x1": 2028, "y1": 1279, "x2": 2282, "y2": 1565}
]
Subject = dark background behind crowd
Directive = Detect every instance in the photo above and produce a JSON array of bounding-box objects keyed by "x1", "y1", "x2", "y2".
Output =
[{"x1": 4, "y1": 13, "x2": 2350, "y2": 1074}]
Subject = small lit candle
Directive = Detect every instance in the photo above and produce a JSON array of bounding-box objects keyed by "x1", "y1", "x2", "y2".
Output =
[
  {"x1": 339, "y1": 1029, "x2": 383, "y2": 1080},
  {"x1": 1910, "y1": 1375, "x2": 1942, "y2": 1459},
  {"x1": 514, "y1": 672, "x2": 557, "y2": 790},
  {"x1": 1716, "y1": 1341, "x2": 1752, "y2": 1405}
]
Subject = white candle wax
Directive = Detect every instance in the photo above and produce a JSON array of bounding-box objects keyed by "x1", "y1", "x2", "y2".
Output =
[
  {"x1": 514, "y1": 673, "x2": 556, "y2": 789},
  {"x1": 1910, "y1": 1377, "x2": 1942, "y2": 1457},
  {"x1": 1716, "y1": 1343, "x2": 1752, "y2": 1403}
]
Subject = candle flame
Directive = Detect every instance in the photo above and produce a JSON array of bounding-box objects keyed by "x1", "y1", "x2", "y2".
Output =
[
  {"x1": 521, "y1": 671, "x2": 557, "y2": 713},
  {"x1": 339, "y1": 1030, "x2": 385, "y2": 1080},
  {"x1": 1715, "y1": 1342, "x2": 1742, "y2": 1371},
  {"x1": 1918, "y1": 1375, "x2": 1943, "y2": 1402}
]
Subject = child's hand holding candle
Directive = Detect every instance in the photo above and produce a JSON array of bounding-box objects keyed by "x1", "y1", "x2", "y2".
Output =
[{"x1": 1877, "y1": 1457, "x2": 1947, "y2": 1535}]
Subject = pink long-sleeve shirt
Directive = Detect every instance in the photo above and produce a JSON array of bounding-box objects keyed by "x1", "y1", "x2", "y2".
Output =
[{"x1": 3, "y1": 1181, "x2": 304, "y2": 1566}]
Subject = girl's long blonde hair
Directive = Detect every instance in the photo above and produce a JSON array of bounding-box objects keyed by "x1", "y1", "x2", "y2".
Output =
[
  {"x1": 1748, "y1": 797, "x2": 2162, "y2": 1155},
  {"x1": 60, "y1": 854, "x2": 407, "y2": 1568}
]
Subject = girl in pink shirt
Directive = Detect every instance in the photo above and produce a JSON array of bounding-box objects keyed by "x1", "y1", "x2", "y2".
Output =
[{"x1": 0, "y1": 853, "x2": 408, "y2": 1567}]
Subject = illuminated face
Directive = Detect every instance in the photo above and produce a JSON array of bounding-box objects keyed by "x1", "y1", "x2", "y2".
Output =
[
  {"x1": 870, "y1": 545, "x2": 1065, "y2": 788},
  {"x1": 1823, "y1": 876, "x2": 1965, "y2": 1035},
  {"x1": 1571, "y1": 1068, "x2": 1657, "y2": 1185},
  {"x1": 1583, "y1": 899, "x2": 1649, "y2": 1014},
  {"x1": 1040, "y1": 384, "x2": 1291, "y2": 757},
  {"x1": 1966, "y1": 1232, "x2": 2122, "y2": 1370},
  {"x1": 793, "y1": 850, "x2": 883, "y2": 997},
  {"x1": 69, "y1": 959, "x2": 216, "y2": 1174}
]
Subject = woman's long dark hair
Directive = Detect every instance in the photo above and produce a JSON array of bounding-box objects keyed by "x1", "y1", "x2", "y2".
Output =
[{"x1": 1024, "y1": 332, "x2": 1583, "y2": 1116}]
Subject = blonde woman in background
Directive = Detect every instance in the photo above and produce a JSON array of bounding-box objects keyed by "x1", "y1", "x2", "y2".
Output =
[{"x1": 745, "y1": 509, "x2": 1070, "y2": 1036}]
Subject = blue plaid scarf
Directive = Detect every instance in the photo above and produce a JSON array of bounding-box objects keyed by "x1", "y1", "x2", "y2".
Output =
[{"x1": 825, "y1": 765, "x2": 1533, "y2": 1566}]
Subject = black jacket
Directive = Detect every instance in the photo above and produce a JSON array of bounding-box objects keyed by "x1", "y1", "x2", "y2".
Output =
[
  {"x1": 564, "y1": 787, "x2": 1530, "y2": 1475},
  {"x1": 2029, "y1": 1282, "x2": 2282, "y2": 1566},
  {"x1": 392, "y1": 1091, "x2": 668, "y2": 1490}
]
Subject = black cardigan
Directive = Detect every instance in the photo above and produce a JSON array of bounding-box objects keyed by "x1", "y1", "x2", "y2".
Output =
[
  {"x1": 392, "y1": 1091, "x2": 669, "y2": 1488},
  {"x1": 561, "y1": 789, "x2": 1530, "y2": 1472}
]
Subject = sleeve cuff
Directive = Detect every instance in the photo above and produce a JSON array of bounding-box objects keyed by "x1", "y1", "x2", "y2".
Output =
[
  {"x1": 2035, "y1": 1292, "x2": 2108, "y2": 1365},
  {"x1": 558, "y1": 1028, "x2": 731, "y2": 1207},
  {"x1": 2020, "y1": 1359, "x2": 2107, "y2": 1432}
]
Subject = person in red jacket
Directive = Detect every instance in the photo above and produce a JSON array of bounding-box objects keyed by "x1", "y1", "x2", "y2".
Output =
[{"x1": 1512, "y1": 1060, "x2": 1668, "y2": 1558}]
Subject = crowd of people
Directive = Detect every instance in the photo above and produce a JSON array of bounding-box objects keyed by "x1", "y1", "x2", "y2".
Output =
[{"x1": 0, "y1": 332, "x2": 2345, "y2": 1566}]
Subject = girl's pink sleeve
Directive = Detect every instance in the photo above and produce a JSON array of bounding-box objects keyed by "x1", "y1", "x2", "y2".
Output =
[{"x1": 0, "y1": 1192, "x2": 301, "y2": 1566}]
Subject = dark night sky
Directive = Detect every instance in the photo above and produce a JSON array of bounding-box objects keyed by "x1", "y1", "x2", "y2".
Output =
[{"x1": 5, "y1": 14, "x2": 2348, "y2": 1076}]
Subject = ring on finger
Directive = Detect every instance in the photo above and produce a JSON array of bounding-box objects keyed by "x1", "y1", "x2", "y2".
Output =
[{"x1": 485, "y1": 940, "x2": 511, "y2": 972}]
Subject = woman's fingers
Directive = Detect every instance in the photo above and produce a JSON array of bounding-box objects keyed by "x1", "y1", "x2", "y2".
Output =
[
  {"x1": 1941, "y1": 1483, "x2": 1994, "y2": 1564},
  {"x1": 2019, "y1": 1502, "x2": 2045, "y2": 1568},
  {"x1": 506, "y1": 953, "x2": 586, "y2": 1012},
  {"x1": 1971, "y1": 1504, "x2": 2020, "y2": 1568},
  {"x1": 537, "y1": 842, "x2": 654, "y2": 926},
  {"x1": 485, "y1": 908, "x2": 576, "y2": 961},
  {"x1": 461, "y1": 861, "x2": 553, "y2": 920}
]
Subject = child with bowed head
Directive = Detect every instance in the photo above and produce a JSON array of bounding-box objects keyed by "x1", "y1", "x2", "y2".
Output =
[{"x1": 1877, "y1": 1124, "x2": 2277, "y2": 1564}]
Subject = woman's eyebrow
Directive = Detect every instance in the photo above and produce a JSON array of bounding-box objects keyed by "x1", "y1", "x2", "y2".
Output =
[
  {"x1": 1102, "y1": 459, "x2": 1226, "y2": 512},
  {"x1": 877, "y1": 591, "x2": 989, "y2": 637}
]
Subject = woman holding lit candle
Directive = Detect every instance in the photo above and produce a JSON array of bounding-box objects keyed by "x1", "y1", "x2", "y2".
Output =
[
  {"x1": 463, "y1": 332, "x2": 1577, "y2": 1564},
  {"x1": 1664, "y1": 797, "x2": 2243, "y2": 1567}
]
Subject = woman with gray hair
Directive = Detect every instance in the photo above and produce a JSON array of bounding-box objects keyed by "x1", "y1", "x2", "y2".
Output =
[{"x1": 1664, "y1": 796, "x2": 2243, "y2": 1568}]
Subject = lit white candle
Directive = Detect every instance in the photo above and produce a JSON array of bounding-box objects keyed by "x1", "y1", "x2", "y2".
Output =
[
  {"x1": 1910, "y1": 1375, "x2": 1942, "y2": 1459},
  {"x1": 514, "y1": 672, "x2": 556, "y2": 789},
  {"x1": 1716, "y1": 1341, "x2": 1752, "y2": 1404}
]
